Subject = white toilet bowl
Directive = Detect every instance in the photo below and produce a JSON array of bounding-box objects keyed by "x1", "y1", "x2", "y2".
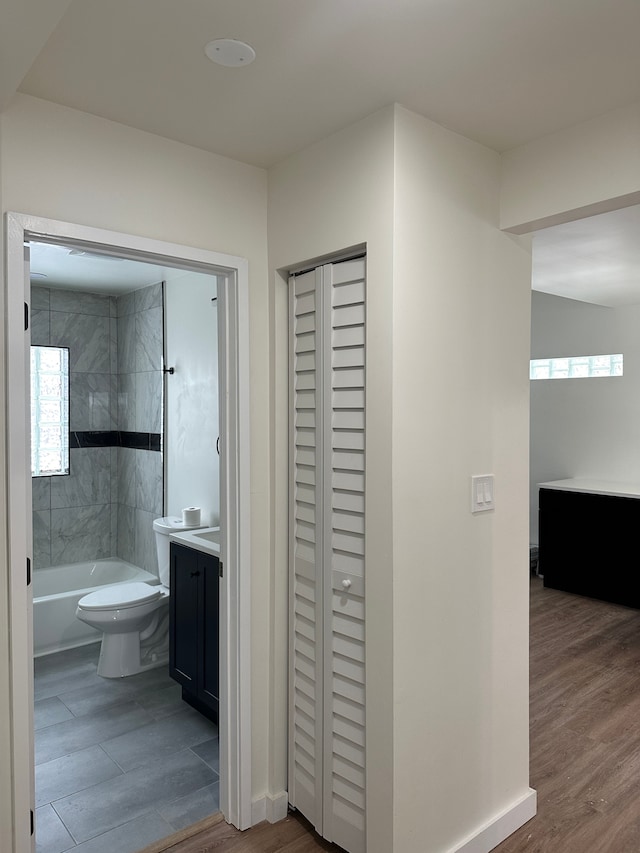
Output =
[
  {"x1": 76, "y1": 515, "x2": 205, "y2": 678},
  {"x1": 76, "y1": 582, "x2": 169, "y2": 678}
]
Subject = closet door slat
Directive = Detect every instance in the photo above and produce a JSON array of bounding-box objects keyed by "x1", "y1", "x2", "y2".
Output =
[{"x1": 289, "y1": 268, "x2": 324, "y2": 833}]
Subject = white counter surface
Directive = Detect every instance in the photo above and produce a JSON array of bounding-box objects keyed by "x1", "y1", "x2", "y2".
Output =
[
  {"x1": 169, "y1": 526, "x2": 221, "y2": 556},
  {"x1": 538, "y1": 478, "x2": 640, "y2": 500}
]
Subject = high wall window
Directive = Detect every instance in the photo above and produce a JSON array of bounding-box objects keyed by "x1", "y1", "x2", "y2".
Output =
[
  {"x1": 31, "y1": 345, "x2": 70, "y2": 477},
  {"x1": 530, "y1": 353, "x2": 623, "y2": 380}
]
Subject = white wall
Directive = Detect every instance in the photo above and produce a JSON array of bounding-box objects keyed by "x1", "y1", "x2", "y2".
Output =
[
  {"x1": 500, "y1": 101, "x2": 640, "y2": 233},
  {"x1": 529, "y1": 291, "x2": 640, "y2": 542},
  {"x1": 0, "y1": 93, "x2": 271, "y2": 849},
  {"x1": 164, "y1": 271, "x2": 219, "y2": 527},
  {"x1": 268, "y1": 105, "x2": 396, "y2": 850},
  {"x1": 392, "y1": 106, "x2": 532, "y2": 852},
  {"x1": 269, "y1": 103, "x2": 534, "y2": 852},
  {"x1": 3, "y1": 83, "x2": 638, "y2": 852}
]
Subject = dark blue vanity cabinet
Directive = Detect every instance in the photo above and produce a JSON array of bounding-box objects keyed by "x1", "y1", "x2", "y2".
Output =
[{"x1": 169, "y1": 542, "x2": 219, "y2": 723}]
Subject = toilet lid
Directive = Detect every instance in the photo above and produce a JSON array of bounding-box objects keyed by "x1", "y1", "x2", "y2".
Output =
[{"x1": 78, "y1": 582, "x2": 162, "y2": 611}]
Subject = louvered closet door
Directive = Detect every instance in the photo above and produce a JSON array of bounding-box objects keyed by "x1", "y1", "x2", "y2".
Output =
[
  {"x1": 289, "y1": 267, "x2": 324, "y2": 830},
  {"x1": 289, "y1": 258, "x2": 366, "y2": 853}
]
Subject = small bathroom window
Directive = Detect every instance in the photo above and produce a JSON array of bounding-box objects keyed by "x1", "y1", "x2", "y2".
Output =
[{"x1": 31, "y1": 345, "x2": 70, "y2": 477}]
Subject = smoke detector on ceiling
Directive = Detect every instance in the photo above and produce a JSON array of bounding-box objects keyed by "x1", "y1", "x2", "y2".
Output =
[{"x1": 205, "y1": 38, "x2": 256, "y2": 67}]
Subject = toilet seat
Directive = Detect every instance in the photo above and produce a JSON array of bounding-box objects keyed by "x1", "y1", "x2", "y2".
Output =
[{"x1": 78, "y1": 582, "x2": 162, "y2": 612}]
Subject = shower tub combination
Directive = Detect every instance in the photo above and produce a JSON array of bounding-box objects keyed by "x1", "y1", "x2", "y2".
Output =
[{"x1": 33, "y1": 558, "x2": 159, "y2": 657}]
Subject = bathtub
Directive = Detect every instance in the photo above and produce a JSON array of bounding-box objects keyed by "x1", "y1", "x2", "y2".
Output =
[{"x1": 33, "y1": 558, "x2": 159, "y2": 657}]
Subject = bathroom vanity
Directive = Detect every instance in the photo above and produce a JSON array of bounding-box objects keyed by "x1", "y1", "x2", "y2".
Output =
[
  {"x1": 539, "y1": 478, "x2": 640, "y2": 608},
  {"x1": 168, "y1": 527, "x2": 220, "y2": 724}
]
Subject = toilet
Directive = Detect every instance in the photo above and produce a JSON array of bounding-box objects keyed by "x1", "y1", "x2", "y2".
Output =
[{"x1": 76, "y1": 516, "x2": 204, "y2": 678}]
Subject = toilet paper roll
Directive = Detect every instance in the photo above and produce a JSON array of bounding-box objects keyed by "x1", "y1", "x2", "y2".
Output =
[{"x1": 182, "y1": 506, "x2": 201, "y2": 527}]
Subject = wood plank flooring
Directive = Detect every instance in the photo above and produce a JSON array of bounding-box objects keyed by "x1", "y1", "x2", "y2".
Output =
[
  {"x1": 138, "y1": 810, "x2": 342, "y2": 853},
  {"x1": 495, "y1": 575, "x2": 640, "y2": 853},
  {"x1": 142, "y1": 576, "x2": 640, "y2": 852}
]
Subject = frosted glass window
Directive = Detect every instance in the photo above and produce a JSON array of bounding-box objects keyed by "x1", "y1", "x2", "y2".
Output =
[
  {"x1": 530, "y1": 353, "x2": 623, "y2": 380},
  {"x1": 31, "y1": 346, "x2": 70, "y2": 477}
]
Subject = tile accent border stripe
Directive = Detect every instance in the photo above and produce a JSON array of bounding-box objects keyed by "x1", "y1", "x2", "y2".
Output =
[{"x1": 70, "y1": 431, "x2": 162, "y2": 451}]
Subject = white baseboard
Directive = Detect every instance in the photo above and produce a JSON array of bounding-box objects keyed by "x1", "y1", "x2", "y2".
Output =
[
  {"x1": 446, "y1": 788, "x2": 537, "y2": 853},
  {"x1": 266, "y1": 791, "x2": 289, "y2": 823},
  {"x1": 251, "y1": 788, "x2": 535, "y2": 848},
  {"x1": 251, "y1": 791, "x2": 289, "y2": 826}
]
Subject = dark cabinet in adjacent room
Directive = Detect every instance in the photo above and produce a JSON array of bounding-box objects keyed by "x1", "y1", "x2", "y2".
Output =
[
  {"x1": 169, "y1": 541, "x2": 219, "y2": 723},
  {"x1": 539, "y1": 479, "x2": 640, "y2": 609}
]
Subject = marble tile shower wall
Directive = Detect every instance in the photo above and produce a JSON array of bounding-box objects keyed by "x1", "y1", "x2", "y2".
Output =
[
  {"x1": 31, "y1": 282, "x2": 164, "y2": 574},
  {"x1": 116, "y1": 283, "x2": 164, "y2": 574},
  {"x1": 31, "y1": 285, "x2": 117, "y2": 569}
]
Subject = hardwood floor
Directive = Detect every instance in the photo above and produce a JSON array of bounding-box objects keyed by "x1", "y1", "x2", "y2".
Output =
[
  {"x1": 495, "y1": 575, "x2": 640, "y2": 853},
  {"x1": 142, "y1": 576, "x2": 640, "y2": 852},
  {"x1": 138, "y1": 810, "x2": 342, "y2": 852}
]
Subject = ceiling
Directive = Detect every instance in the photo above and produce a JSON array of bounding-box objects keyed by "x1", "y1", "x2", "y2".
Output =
[
  {"x1": 8, "y1": 0, "x2": 640, "y2": 169},
  {"x1": 28, "y1": 242, "x2": 178, "y2": 294},
  {"x1": 4, "y1": 0, "x2": 640, "y2": 304},
  {"x1": 532, "y1": 205, "x2": 640, "y2": 308}
]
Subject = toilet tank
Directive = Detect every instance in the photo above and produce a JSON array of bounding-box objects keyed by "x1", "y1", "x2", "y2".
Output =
[{"x1": 152, "y1": 516, "x2": 205, "y2": 587}]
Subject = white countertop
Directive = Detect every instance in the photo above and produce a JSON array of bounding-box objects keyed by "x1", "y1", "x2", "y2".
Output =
[
  {"x1": 539, "y1": 478, "x2": 640, "y2": 499},
  {"x1": 169, "y1": 526, "x2": 221, "y2": 556}
]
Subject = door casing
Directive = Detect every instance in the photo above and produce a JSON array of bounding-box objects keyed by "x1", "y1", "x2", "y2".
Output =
[{"x1": 4, "y1": 211, "x2": 253, "y2": 851}]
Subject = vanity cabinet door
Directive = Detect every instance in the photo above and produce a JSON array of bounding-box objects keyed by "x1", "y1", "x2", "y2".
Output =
[
  {"x1": 169, "y1": 542, "x2": 220, "y2": 722},
  {"x1": 169, "y1": 543, "x2": 200, "y2": 690}
]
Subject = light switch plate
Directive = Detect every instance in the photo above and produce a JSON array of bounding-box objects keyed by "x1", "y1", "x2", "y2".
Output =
[{"x1": 471, "y1": 474, "x2": 494, "y2": 513}]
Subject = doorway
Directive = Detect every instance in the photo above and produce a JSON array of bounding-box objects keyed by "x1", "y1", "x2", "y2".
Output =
[
  {"x1": 528, "y1": 203, "x2": 640, "y2": 553},
  {"x1": 5, "y1": 212, "x2": 252, "y2": 852}
]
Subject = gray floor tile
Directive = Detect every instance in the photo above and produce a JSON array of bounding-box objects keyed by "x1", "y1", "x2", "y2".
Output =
[
  {"x1": 53, "y1": 748, "x2": 217, "y2": 843},
  {"x1": 124, "y1": 663, "x2": 176, "y2": 694},
  {"x1": 36, "y1": 701, "x2": 152, "y2": 765},
  {"x1": 68, "y1": 811, "x2": 175, "y2": 853},
  {"x1": 58, "y1": 678, "x2": 136, "y2": 717},
  {"x1": 133, "y1": 683, "x2": 187, "y2": 719},
  {"x1": 101, "y1": 707, "x2": 217, "y2": 772},
  {"x1": 191, "y1": 736, "x2": 220, "y2": 773},
  {"x1": 34, "y1": 646, "x2": 221, "y2": 851},
  {"x1": 34, "y1": 696, "x2": 74, "y2": 731},
  {"x1": 57, "y1": 662, "x2": 176, "y2": 718},
  {"x1": 36, "y1": 744, "x2": 123, "y2": 807},
  {"x1": 35, "y1": 804, "x2": 74, "y2": 853},
  {"x1": 35, "y1": 643, "x2": 98, "y2": 676},
  {"x1": 34, "y1": 645, "x2": 103, "y2": 702},
  {"x1": 159, "y1": 781, "x2": 220, "y2": 831}
]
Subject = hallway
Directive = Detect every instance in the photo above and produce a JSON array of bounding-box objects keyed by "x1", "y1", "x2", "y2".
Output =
[
  {"x1": 496, "y1": 575, "x2": 640, "y2": 852},
  {"x1": 144, "y1": 575, "x2": 640, "y2": 852}
]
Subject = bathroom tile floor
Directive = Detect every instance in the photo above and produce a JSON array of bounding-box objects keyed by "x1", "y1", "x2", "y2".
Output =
[{"x1": 34, "y1": 643, "x2": 220, "y2": 853}]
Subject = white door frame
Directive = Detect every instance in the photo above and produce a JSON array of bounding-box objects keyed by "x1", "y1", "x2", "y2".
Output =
[{"x1": 4, "y1": 212, "x2": 252, "y2": 851}]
